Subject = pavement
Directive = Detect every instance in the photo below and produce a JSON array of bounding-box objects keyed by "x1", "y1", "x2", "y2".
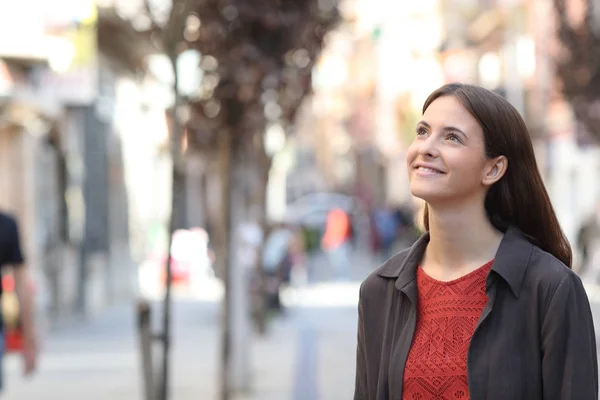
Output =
[
  {"x1": 1, "y1": 250, "x2": 375, "y2": 400},
  {"x1": 2, "y1": 288, "x2": 362, "y2": 400}
]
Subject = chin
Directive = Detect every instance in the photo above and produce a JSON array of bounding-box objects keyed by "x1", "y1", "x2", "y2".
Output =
[{"x1": 409, "y1": 182, "x2": 445, "y2": 202}]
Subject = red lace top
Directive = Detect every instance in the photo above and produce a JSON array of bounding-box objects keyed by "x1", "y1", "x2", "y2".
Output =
[{"x1": 402, "y1": 260, "x2": 493, "y2": 400}]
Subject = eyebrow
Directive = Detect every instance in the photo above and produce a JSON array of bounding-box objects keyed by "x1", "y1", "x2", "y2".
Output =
[{"x1": 416, "y1": 121, "x2": 468, "y2": 140}]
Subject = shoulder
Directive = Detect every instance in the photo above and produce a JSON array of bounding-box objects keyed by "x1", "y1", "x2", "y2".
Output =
[
  {"x1": 523, "y1": 245, "x2": 586, "y2": 306},
  {"x1": 0, "y1": 212, "x2": 17, "y2": 232},
  {"x1": 527, "y1": 245, "x2": 576, "y2": 285},
  {"x1": 0, "y1": 211, "x2": 15, "y2": 223}
]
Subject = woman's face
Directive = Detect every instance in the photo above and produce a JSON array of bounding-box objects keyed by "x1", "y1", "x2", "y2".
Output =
[{"x1": 406, "y1": 95, "x2": 504, "y2": 206}]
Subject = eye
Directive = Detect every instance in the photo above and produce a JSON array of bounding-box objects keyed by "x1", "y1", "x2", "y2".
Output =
[
  {"x1": 415, "y1": 127, "x2": 428, "y2": 136},
  {"x1": 446, "y1": 133, "x2": 462, "y2": 143}
]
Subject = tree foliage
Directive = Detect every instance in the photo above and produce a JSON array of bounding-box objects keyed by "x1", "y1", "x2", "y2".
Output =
[
  {"x1": 181, "y1": 0, "x2": 340, "y2": 152},
  {"x1": 553, "y1": 0, "x2": 600, "y2": 143}
]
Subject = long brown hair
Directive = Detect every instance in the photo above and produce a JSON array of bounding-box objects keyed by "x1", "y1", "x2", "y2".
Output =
[{"x1": 421, "y1": 83, "x2": 572, "y2": 267}]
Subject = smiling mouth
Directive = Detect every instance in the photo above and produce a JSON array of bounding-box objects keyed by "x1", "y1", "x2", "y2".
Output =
[{"x1": 416, "y1": 166, "x2": 445, "y2": 174}]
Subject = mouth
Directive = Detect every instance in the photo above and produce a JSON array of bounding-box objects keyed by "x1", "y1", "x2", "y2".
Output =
[{"x1": 414, "y1": 166, "x2": 446, "y2": 174}]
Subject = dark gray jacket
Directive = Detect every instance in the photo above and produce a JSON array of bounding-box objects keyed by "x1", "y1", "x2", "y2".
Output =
[{"x1": 355, "y1": 226, "x2": 598, "y2": 399}]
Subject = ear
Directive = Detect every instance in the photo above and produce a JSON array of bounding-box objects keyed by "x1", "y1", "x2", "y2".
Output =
[{"x1": 482, "y1": 156, "x2": 508, "y2": 186}]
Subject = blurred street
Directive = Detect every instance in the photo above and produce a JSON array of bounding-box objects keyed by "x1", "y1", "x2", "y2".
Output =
[{"x1": 1, "y1": 252, "x2": 375, "y2": 400}]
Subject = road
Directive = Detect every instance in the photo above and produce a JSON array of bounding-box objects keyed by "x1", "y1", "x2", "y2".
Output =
[
  {"x1": 1, "y1": 279, "x2": 362, "y2": 400},
  {"x1": 3, "y1": 298, "x2": 221, "y2": 399}
]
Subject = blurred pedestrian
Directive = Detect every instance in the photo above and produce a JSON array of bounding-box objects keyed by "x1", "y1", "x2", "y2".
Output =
[
  {"x1": 262, "y1": 224, "x2": 295, "y2": 313},
  {"x1": 354, "y1": 84, "x2": 597, "y2": 399},
  {"x1": 372, "y1": 207, "x2": 398, "y2": 260},
  {"x1": 0, "y1": 211, "x2": 37, "y2": 389},
  {"x1": 393, "y1": 203, "x2": 420, "y2": 248},
  {"x1": 321, "y1": 208, "x2": 352, "y2": 280},
  {"x1": 288, "y1": 228, "x2": 307, "y2": 287}
]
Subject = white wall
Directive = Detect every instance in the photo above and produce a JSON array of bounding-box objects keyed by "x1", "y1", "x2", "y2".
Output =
[
  {"x1": 546, "y1": 135, "x2": 600, "y2": 244},
  {"x1": 114, "y1": 76, "x2": 171, "y2": 260}
]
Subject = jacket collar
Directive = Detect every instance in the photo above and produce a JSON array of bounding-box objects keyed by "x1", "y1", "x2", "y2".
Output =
[{"x1": 376, "y1": 225, "x2": 534, "y2": 298}]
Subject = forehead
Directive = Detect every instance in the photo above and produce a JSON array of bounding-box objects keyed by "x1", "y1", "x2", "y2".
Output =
[{"x1": 422, "y1": 95, "x2": 482, "y2": 133}]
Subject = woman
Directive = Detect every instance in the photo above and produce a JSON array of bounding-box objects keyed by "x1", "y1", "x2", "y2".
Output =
[{"x1": 354, "y1": 83, "x2": 597, "y2": 400}]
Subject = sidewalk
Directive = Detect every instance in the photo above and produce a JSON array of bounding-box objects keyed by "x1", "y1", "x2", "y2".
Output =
[
  {"x1": 1, "y1": 280, "x2": 363, "y2": 400},
  {"x1": 255, "y1": 282, "x2": 361, "y2": 400},
  {"x1": 3, "y1": 296, "x2": 219, "y2": 399}
]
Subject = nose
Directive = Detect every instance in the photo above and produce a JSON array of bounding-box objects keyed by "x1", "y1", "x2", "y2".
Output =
[{"x1": 417, "y1": 135, "x2": 439, "y2": 158}]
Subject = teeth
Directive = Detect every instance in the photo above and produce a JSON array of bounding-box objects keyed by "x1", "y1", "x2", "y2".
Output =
[{"x1": 418, "y1": 167, "x2": 441, "y2": 173}]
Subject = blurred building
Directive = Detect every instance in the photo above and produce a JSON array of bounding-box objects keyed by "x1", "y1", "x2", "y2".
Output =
[
  {"x1": 437, "y1": 0, "x2": 600, "y2": 244},
  {"x1": 296, "y1": 0, "x2": 446, "y2": 210},
  {"x1": 299, "y1": 0, "x2": 600, "y2": 248},
  {"x1": 0, "y1": 0, "x2": 74, "y2": 324},
  {"x1": 0, "y1": 0, "x2": 170, "y2": 324}
]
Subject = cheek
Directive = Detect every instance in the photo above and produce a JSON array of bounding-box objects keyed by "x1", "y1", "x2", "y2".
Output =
[
  {"x1": 406, "y1": 143, "x2": 418, "y2": 167},
  {"x1": 449, "y1": 155, "x2": 485, "y2": 181}
]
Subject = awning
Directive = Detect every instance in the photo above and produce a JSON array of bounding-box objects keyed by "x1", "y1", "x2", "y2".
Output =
[{"x1": 0, "y1": 89, "x2": 60, "y2": 136}]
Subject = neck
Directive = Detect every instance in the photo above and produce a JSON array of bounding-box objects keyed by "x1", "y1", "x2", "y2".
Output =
[{"x1": 424, "y1": 198, "x2": 504, "y2": 271}]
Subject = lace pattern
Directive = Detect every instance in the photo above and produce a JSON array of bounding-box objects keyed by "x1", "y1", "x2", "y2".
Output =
[{"x1": 402, "y1": 261, "x2": 493, "y2": 400}]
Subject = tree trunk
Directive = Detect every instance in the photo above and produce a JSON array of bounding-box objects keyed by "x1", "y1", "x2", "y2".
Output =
[
  {"x1": 158, "y1": 53, "x2": 184, "y2": 400},
  {"x1": 219, "y1": 135, "x2": 256, "y2": 398},
  {"x1": 229, "y1": 158, "x2": 252, "y2": 393},
  {"x1": 219, "y1": 131, "x2": 233, "y2": 400},
  {"x1": 252, "y1": 146, "x2": 271, "y2": 335}
]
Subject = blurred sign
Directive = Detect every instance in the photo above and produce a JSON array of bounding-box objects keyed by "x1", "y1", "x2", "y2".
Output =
[
  {"x1": 0, "y1": 0, "x2": 48, "y2": 61},
  {"x1": 36, "y1": 0, "x2": 98, "y2": 104}
]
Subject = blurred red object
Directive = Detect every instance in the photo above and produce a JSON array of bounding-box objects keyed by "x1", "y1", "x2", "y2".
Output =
[
  {"x1": 156, "y1": 228, "x2": 213, "y2": 285},
  {"x1": 2, "y1": 275, "x2": 35, "y2": 353},
  {"x1": 5, "y1": 329, "x2": 23, "y2": 352}
]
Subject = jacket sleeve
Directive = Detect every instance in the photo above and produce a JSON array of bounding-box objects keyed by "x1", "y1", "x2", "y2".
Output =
[
  {"x1": 541, "y1": 273, "x2": 598, "y2": 399},
  {"x1": 354, "y1": 282, "x2": 368, "y2": 400}
]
